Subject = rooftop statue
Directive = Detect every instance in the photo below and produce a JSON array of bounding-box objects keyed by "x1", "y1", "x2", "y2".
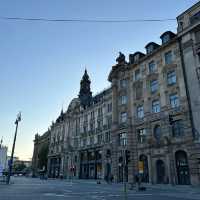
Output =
[{"x1": 116, "y1": 52, "x2": 126, "y2": 65}]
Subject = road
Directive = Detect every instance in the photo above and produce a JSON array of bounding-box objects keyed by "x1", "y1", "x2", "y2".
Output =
[{"x1": 0, "y1": 177, "x2": 200, "y2": 200}]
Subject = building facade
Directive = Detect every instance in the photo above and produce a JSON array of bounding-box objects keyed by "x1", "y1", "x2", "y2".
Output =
[
  {"x1": 32, "y1": 130, "x2": 50, "y2": 177},
  {"x1": 109, "y1": 30, "x2": 199, "y2": 185},
  {"x1": 34, "y1": 2, "x2": 200, "y2": 185},
  {"x1": 0, "y1": 144, "x2": 7, "y2": 174}
]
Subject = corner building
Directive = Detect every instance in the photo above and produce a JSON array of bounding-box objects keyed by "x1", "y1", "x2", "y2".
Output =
[
  {"x1": 45, "y1": 2, "x2": 200, "y2": 185},
  {"x1": 109, "y1": 31, "x2": 199, "y2": 185}
]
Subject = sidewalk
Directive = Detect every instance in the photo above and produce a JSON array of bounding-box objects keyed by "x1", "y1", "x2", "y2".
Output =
[{"x1": 72, "y1": 179, "x2": 200, "y2": 193}]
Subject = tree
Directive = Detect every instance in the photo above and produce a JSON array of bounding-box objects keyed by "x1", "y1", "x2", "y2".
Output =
[
  {"x1": 13, "y1": 162, "x2": 26, "y2": 173},
  {"x1": 38, "y1": 144, "x2": 49, "y2": 170}
]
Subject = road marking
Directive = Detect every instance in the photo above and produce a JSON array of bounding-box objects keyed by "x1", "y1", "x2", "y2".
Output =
[
  {"x1": 43, "y1": 193, "x2": 65, "y2": 197},
  {"x1": 63, "y1": 190, "x2": 72, "y2": 192},
  {"x1": 128, "y1": 193, "x2": 153, "y2": 196}
]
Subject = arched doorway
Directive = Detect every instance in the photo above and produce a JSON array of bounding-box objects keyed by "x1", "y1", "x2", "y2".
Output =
[
  {"x1": 139, "y1": 155, "x2": 149, "y2": 182},
  {"x1": 118, "y1": 156, "x2": 123, "y2": 182},
  {"x1": 156, "y1": 160, "x2": 165, "y2": 184},
  {"x1": 175, "y1": 150, "x2": 190, "y2": 185},
  {"x1": 105, "y1": 163, "x2": 111, "y2": 180}
]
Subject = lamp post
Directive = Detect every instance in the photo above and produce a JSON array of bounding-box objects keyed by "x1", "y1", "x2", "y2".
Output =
[{"x1": 6, "y1": 112, "x2": 21, "y2": 184}]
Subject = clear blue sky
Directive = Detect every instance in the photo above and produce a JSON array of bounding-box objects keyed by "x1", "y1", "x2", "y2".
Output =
[{"x1": 0, "y1": 0, "x2": 198, "y2": 160}]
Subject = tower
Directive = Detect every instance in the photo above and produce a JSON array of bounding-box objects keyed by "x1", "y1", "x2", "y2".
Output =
[{"x1": 79, "y1": 69, "x2": 92, "y2": 109}]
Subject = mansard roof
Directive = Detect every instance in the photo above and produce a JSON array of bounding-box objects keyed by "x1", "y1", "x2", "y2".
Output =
[{"x1": 160, "y1": 31, "x2": 176, "y2": 39}]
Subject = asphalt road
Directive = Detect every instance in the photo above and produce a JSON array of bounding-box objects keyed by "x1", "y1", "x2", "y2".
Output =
[{"x1": 0, "y1": 177, "x2": 200, "y2": 200}]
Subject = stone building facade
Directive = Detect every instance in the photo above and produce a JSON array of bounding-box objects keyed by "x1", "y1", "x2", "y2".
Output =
[
  {"x1": 32, "y1": 130, "x2": 50, "y2": 177},
  {"x1": 34, "y1": 2, "x2": 200, "y2": 185},
  {"x1": 0, "y1": 144, "x2": 7, "y2": 173},
  {"x1": 108, "y1": 30, "x2": 200, "y2": 185}
]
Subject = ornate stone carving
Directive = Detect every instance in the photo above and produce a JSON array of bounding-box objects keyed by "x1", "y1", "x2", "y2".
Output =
[{"x1": 116, "y1": 52, "x2": 126, "y2": 65}]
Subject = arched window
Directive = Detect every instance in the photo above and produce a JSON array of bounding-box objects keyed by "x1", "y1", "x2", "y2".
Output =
[{"x1": 154, "y1": 125, "x2": 161, "y2": 141}]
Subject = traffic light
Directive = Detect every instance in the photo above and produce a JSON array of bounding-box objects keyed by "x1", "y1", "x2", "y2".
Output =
[
  {"x1": 169, "y1": 114, "x2": 174, "y2": 125},
  {"x1": 125, "y1": 150, "x2": 131, "y2": 163}
]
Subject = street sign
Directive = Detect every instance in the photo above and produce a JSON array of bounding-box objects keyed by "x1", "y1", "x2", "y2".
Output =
[{"x1": 138, "y1": 161, "x2": 144, "y2": 174}]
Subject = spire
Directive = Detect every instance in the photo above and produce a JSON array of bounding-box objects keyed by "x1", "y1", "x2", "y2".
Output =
[
  {"x1": 60, "y1": 108, "x2": 64, "y2": 115},
  {"x1": 79, "y1": 69, "x2": 92, "y2": 109},
  {"x1": 81, "y1": 68, "x2": 90, "y2": 84}
]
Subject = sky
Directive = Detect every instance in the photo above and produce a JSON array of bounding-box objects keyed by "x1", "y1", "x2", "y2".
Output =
[{"x1": 0, "y1": 0, "x2": 198, "y2": 160}]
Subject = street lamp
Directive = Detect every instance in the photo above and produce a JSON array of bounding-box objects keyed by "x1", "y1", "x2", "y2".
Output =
[{"x1": 6, "y1": 112, "x2": 21, "y2": 184}]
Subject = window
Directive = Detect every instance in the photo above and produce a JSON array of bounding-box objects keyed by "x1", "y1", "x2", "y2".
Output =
[
  {"x1": 170, "y1": 93, "x2": 179, "y2": 108},
  {"x1": 150, "y1": 79, "x2": 158, "y2": 93},
  {"x1": 190, "y1": 11, "x2": 200, "y2": 25},
  {"x1": 90, "y1": 122, "x2": 94, "y2": 131},
  {"x1": 137, "y1": 129, "x2": 146, "y2": 143},
  {"x1": 91, "y1": 111, "x2": 95, "y2": 119},
  {"x1": 149, "y1": 61, "x2": 156, "y2": 73},
  {"x1": 162, "y1": 34, "x2": 170, "y2": 44},
  {"x1": 98, "y1": 107, "x2": 103, "y2": 117},
  {"x1": 90, "y1": 136, "x2": 94, "y2": 145},
  {"x1": 107, "y1": 116, "x2": 112, "y2": 128},
  {"x1": 83, "y1": 138, "x2": 87, "y2": 146},
  {"x1": 97, "y1": 119, "x2": 103, "y2": 130},
  {"x1": 152, "y1": 100, "x2": 160, "y2": 113},
  {"x1": 135, "y1": 82, "x2": 143, "y2": 99},
  {"x1": 97, "y1": 134, "x2": 102, "y2": 144},
  {"x1": 120, "y1": 79, "x2": 127, "y2": 88},
  {"x1": 154, "y1": 125, "x2": 161, "y2": 141},
  {"x1": 165, "y1": 51, "x2": 173, "y2": 65},
  {"x1": 83, "y1": 125, "x2": 87, "y2": 133},
  {"x1": 94, "y1": 135, "x2": 97, "y2": 144},
  {"x1": 119, "y1": 133, "x2": 127, "y2": 146},
  {"x1": 121, "y1": 112, "x2": 127, "y2": 123},
  {"x1": 107, "y1": 103, "x2": 112, "y2": 112},
  {"x1": 87, "y1": 137, "x2": 90, "y2": 145},
  {"x1": 120, "y1": 95, "x2": 128, "y2": 105},
  {"x1": 135, "y1": 69, "x2": 141, "y2": 81},
  {"x1": 137, "y1": 105, "x2": 144, "y2": 119},
  {"x1": 146, "y1": 45, "x2": 154, "y2": 54},
  {"x1": 167, "y1": 71, "x2": 176, "y2": 85},
  {"x1": 74, "y1": 138, "x2": 78, "y2": 147},
  {"x1": 172, "y1": 120, "x2": 183, "y2": 137},
  {"x1": 105, "y1": 131, "x2": 111, "y2": 143},
  {"x1": 84, "y1": 114, "x2": 88, "y2": 123}
]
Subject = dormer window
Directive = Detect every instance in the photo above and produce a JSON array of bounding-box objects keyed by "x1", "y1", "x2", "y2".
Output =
[
  {"x1": 146, "y1": 45, "x2": 154, "y2": 54},
  {"x1": 162, "y1": 34, "x2": 170, "y2": 44},
  {"x1": 190, "y1": 11, "x2": 200, "y2": 25},
  {"x1": 160, "y1": 31, "x2": 176, "y2": 44},
  {"x1": 145, "y1": 42, "x2": 160, "y2": 54},
  {"x1": 129, "y1": 52, "x2": 145, "y2": 64},
  {"x1": 135, "y1": 54, "x2": 140, "y2": 61}
]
